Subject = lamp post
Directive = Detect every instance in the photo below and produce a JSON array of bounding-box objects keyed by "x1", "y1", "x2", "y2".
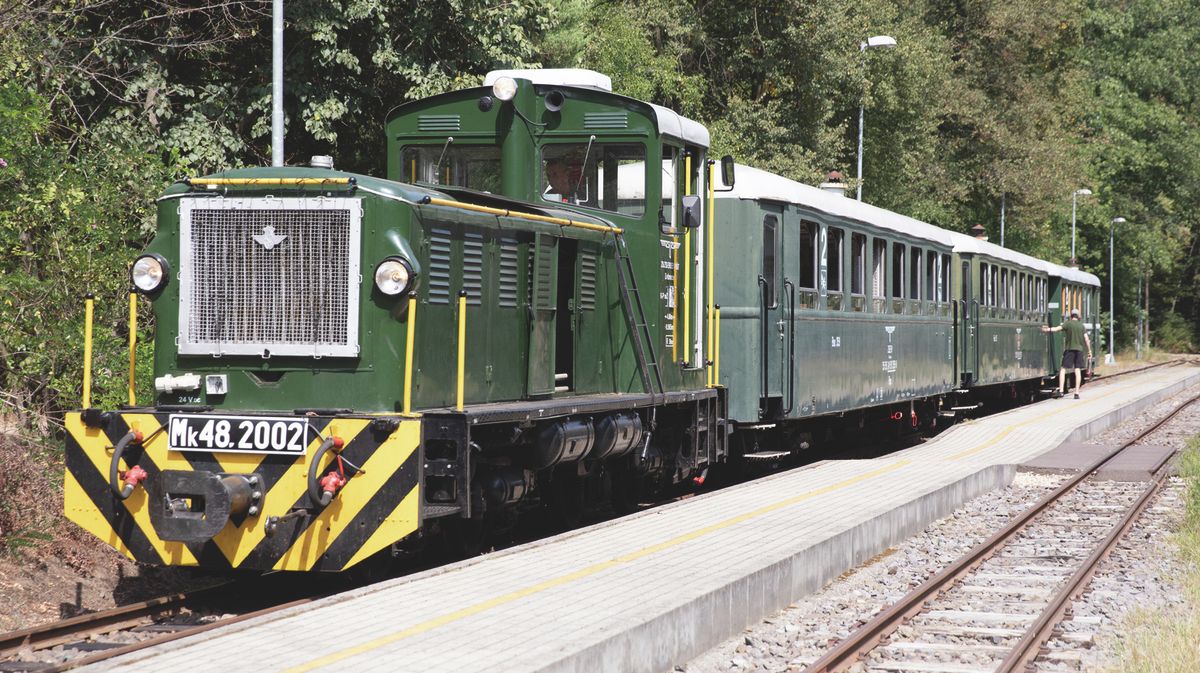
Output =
[
  {"x1": 1106, "y1": 216, "x2": 1126, "y2": 365},
  {"x1": 1070, "y1": 188, "x2": 1091, "y2": 265},
  {"x1": 856, "y1": 35, "x2": 897, "y2": 201}
]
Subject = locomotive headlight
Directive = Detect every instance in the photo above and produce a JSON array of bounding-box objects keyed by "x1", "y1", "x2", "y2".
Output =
[
  {"x1": 374, "y1": 257, "x2": 414, "y2": 296},
  {"x1": 131, "y1": 254, "x2": 168, "y2": 293},
  {"x1": 491, "y1": 76, "x2": 518, "y2": 102}
]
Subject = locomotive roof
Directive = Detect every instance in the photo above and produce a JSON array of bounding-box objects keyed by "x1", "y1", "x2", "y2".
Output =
[
  {"x1": 483, "y1": 69, "x2": 710, "y2": 148},
  {"x1": 716, "y1": 164, "x2": 1100, "y2": 286}
]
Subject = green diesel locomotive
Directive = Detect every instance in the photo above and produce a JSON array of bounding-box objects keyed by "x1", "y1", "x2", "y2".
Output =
[{"x1": 64, "y1": 69, "x2": 1099, "y2": 572}]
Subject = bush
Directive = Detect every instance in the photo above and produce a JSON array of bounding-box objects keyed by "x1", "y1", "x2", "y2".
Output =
[{"x1": 1155, "y1": 312, "x2": 1196, "y2": 353}]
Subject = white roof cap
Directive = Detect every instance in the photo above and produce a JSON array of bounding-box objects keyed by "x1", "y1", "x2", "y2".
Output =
[
  {"x1": 482, "y1": 69, "x2": 710, "y2": 148},
  {"x1": 483, "y1": 68, "x2": 612, "y2": 91},
  {"x1": 714, "y1": 164, "x2": 956, "y2": 246},
  {"x1": 1045, "y1": 263, "x2": 1101, "y2": 286}
]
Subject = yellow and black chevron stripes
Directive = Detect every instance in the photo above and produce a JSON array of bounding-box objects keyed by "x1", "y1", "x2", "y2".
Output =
[{"x1": 63, "y1": 411, "x2": 422, "y2": 572}]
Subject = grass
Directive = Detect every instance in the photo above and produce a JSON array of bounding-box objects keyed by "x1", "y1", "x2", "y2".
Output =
[{"x1": 1101, "y1": 436, "x2": 1200, "y2": 672}]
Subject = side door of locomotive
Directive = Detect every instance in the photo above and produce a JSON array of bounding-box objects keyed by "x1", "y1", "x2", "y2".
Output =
[{"x1": 527, "y1": 232, "x2": 559, "y2": 396}]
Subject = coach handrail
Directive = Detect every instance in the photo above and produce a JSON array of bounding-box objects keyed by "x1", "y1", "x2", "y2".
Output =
[
  {"x1": 758, "y1": 275, "x2": 769, "y2": 417},
  {"x1": 952, "y1": 299, "x2": 959, "y2": 383},
  {"x1": 971, "y1": 299, "x2": 981, "y2": 377},
  {"x1": 783, "y1": 278, "x2": 796, "y2": 416}
]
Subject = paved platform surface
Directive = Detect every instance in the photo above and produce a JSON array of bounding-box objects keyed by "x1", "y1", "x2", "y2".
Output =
[
  {"x1": 1022, "y1": 441, "x2": 1175, "y2": 481},
  {"x1": 83, "y1": 365, "x2": 1200, "y2": 673}
]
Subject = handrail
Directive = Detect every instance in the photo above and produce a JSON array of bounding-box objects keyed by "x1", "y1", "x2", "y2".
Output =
[
  {"x1": 782, "y1": 278, "x2": 796, "y2": 415},
  {"x1": 187, "y1": 177, "x2": 354, "y2": 186},
  {"x1": 423, "y1": 197, "x2": 622, "y2": 235},
  {"x1": 758, "y1": 276, "x2": 769, "y2": 417},
  {"x1": 971, "y1": 299, "x2": 981, "y2": 376}
]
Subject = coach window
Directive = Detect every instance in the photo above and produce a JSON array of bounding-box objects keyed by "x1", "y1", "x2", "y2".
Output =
[
  {"x1": 872, "y1": 238, "x2": 887, "y2": 313},
  {"x1": 762, "y1": 214, "x2": 778, "y2": 308},
  {"x1": 998, "y1": 268, "x2": 1008, "y2": 315},
  {"x1": 851, "y1": 233, "x2": 866, "y2": 312},
  {"x1": 891, "y1": 242, "x2": 905, "y2": 313},
  {"x1": 826, "y1": 227, "x2": 844, "y2": 311},
  {"x1": 925, "y1": 251, "x2": 936, "y2": 314},
  {"x1": 940, "y1": 254, "x2": 951, "y2": 313},
  {"x1": 909, "y1": 248, "x2": 922, "y2": 312},
  {"x1": 799, "y1": 221, "x2": 817, "y2": 308},
  {"x1": 980, "y1": 263, "x2": 991, "y2": 314}
]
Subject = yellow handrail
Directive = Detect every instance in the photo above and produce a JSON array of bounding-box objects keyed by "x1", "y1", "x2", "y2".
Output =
[
  {"x1": 403, "y1": 296, "x2": 417, "y2": 416},
  {"x1": 683, "y1": 153, "x2": 692, "y2": 366},
  {"x1": 707, "y1": 161, "x2": 716, "y2": 386},
  {"x1": 424, "y1": 197, "x2": 622, "y2": 235},
  {"x1": 128, "y1": 290, "x2": 137, "y2": 406},
  {"x1": 188, "y1": 177, "x2": 354, "y2": 186},
  {"x1": 456, "y1": 291, "x2": 467, "y2": 411},
  {"x1": 715, "y1": 305, "x2": 722, "y2": 386},
  {"x1": 83, "y1": 293, "x2": 94, "y2": 408}
]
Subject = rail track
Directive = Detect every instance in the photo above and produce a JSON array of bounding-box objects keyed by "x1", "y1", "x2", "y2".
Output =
[
  {"x1": 801, "y1": 389, "x2": 1199, "y2": 673},
  {"x1": 0, "y1": 576, "x2": 331, "y2": 672}
]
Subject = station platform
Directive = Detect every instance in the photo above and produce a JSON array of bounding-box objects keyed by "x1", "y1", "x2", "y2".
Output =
[{"x1": 82, "y1": 365, "x2": 1200, "y2": 673}]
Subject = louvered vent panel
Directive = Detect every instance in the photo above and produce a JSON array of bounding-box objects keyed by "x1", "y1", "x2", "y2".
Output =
[
  {"x1": 533, "y1": 236, "x2": 556, "y2": 310},
  {"x1": 429, "y1": 228, "x2": 452, "y2": 304},
  {"x1": 498, "y1": 238, "x2": 520, "y2": 308},
  {"x1": 579, "y1": 250, "x2": 597, "y2": 310},
  {"x1": 418, "y1": 115, "x2": 461, "y2": 132},
  {"x1": 462, "y1": 232, "x2": 483, "y2": 306},
  {"x1": 584, "y1": 112, "x2": 628, "y2": 129}
]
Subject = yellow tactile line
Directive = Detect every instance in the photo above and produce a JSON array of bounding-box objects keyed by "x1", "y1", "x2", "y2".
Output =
[
  {"x1": 948, "y1": 379, "x2": 1142, "y2": 461},
  {"x1": 281, "y1": 458, "x2": 913, "y2": 673}
]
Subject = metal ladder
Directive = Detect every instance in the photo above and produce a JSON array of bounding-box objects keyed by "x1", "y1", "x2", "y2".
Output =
[{"x1": 611, "y1": 232, "x2": 664, "y2": 399}]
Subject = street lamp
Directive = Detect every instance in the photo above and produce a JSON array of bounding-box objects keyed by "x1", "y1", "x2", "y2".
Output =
[
  {"x1": 1106, "y1": 216, "x2": 1126, "y2": 365},
  {"x1": 856, "y1": 35, "x2": 898, "y2": 201},
  {"x1": 1070, "y1": 188, "x2": 1091, "y2": 265}
]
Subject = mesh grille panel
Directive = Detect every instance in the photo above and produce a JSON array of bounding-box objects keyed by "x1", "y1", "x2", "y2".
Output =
[{"x1": 180, "y1": 198, "x2": 360, "y2": 357}]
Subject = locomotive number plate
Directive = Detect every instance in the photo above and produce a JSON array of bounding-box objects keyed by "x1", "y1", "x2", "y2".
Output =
[{"x1": 167, "y1": 414, "x2": 309, "y2": 455}]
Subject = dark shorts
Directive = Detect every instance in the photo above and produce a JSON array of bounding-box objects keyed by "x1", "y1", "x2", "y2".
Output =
[{"x1": 1062, "y1": 349, "x2": 1086, "y2": 370}]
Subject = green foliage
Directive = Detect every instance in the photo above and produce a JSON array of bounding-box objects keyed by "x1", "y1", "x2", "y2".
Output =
[
  {"x1": 1155, "y1": 312, "x2": 1195, "y2": 353},
  {"x1": 5, "y1": 0, "x2": 1200, "y2": 429}
]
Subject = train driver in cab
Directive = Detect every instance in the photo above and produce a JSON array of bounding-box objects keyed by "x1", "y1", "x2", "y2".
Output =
[{"x1": 543, "y1": 153, "x2": 584, "y2": 203}]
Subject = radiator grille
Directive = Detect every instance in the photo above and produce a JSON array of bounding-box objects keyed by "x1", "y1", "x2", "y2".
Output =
[{"x1": 178, "y1": 197, "x2": 361, "y2": 358}]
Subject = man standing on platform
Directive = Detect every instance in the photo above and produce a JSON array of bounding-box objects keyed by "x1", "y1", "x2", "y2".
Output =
[{"x1": 1042, "y1": 309, "x2": 1092, "y2": 399}]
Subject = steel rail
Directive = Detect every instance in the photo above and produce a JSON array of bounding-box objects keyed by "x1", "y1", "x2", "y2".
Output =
[
  {"x1": 802, "y1": 390, "x2": 1200, "y2": 673},
  {"x1": 0, "y1": 582, "x2": 232, "y2": 658}
]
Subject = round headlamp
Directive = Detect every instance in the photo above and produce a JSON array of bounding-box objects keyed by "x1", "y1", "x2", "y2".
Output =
[
  {"x1": 374, "y1": 257, "x2": 414, "y2": 296},
  {"x1": 491, "y1": 76, "x2": 518, "y2": 102},
  {"x1": 131, "y1": 254, "x2": 168, "y2": 293}
]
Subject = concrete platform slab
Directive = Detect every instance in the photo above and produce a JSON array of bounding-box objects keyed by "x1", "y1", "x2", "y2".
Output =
[
  {"x1": 79, "y1": 365, "x2": 1200, "y2": 673},
  {"x1": 1021, "y1": 442, "x2": 1175, "y2": 480}
]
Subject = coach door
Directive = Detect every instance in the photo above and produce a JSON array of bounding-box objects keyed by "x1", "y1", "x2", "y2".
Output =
[
  {"x1": 757, "y1": 208, "x2": 785, "y2": 417},
  {"x1": 958, "y1": 258, "x2": 978, "y2": 385}
]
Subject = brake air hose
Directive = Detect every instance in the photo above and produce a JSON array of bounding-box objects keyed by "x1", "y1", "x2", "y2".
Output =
[
  {"x1": 109, "y1": 430, "x2": 147, "y2": 500},
  {"x1": 307, "y1": 436, "x2": 345, "y2": 507}
]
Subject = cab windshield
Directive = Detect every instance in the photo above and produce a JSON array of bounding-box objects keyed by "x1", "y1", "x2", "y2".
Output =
[
  {"x1": 401, "y1": 144, "x2": 501, "y2": 192},
  {"x1": 540, "y1": 143, "x2": 645, "y2": 217}
]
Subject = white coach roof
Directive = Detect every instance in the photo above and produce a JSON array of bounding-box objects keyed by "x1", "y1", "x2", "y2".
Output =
[
  {"x1": 483, "y1": 69, "x2": 710, "y2": 148},
  {"x1": 716, "y1": 163, "x2": 1100, "y2": 286},
  {"x1": 715, "y1": 164, "x2": 957, "y2": 247}
]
